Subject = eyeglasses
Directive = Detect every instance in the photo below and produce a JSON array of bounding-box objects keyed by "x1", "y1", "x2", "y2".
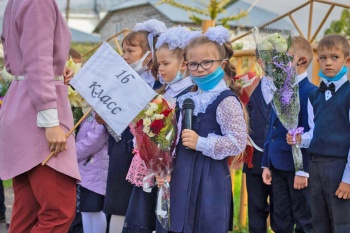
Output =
[{"x1": 186, "y1": 60, "x2": 224, "y2": 71}]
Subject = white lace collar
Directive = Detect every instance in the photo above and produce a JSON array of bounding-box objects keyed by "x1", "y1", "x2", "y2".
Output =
[{"x1": 178, "y1": 79, "x2": 229, "y2": 116}]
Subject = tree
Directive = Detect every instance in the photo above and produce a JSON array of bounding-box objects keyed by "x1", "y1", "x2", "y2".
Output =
[
  {"x1": 324, "y1": 9, "x2": 350, "y2": 39},
  {"x1": 157, "y1": 0, "x2": 248, "y2": 28},
  {"x1": 66, "y1": 0, "x2": 70, "y2": 22}
]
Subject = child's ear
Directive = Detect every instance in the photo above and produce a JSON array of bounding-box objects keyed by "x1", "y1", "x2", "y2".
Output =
[
  {"x1": 297, "y1": 56, "x2": 307, "y2": 66},
  {"x1": 345, "y1": 57, "x2": 350, "y2": 66},
  {"x1": 221, "y1": 59, "x2": 228, "y2": 69},
  {"x1": 180, "y1": 60, "x2": 187, "y2": 72}
]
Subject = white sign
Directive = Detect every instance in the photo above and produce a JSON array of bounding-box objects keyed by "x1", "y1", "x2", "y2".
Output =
[{"x1": 70, "y1": 42, "x2": 157, "y2": 135}]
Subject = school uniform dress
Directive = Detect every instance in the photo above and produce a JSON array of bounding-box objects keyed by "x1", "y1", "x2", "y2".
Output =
[
  {"x1": 0, "y1": 0, "x2": 81, "y2": 232},
  {"x1": 301, "y1": 74, "x2": 350, "y2": 233},
  {"x1": 104, "y1": 70, "x2": 161, "y2": 217},
  {"x1": 243, "y1": 77, "x2": 273, "y2": 233},
  {"x1": 261, "y1": 73, "x2": 316, "y2": 233},
  {"x1": 123, "y1": 77, "x2": 193, "y2": 233},
  {"x1": 170, "y1": 80, "x2": 247, "y2": 233}
]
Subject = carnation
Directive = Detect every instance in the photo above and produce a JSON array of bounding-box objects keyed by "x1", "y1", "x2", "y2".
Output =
[
  {"x1": 149, "y1": 102, "x2": 159, "y2": 112},
  {"x1": 154, "y1": 114, "x2": 164, "y2": 120},
  {"x1": 143, "y1": 126, "x2": 150, "y2": 134},
  {"x1": 150, "y1": 119, "x2": 164, "y2": 135},
  {"x1": 145, "y1": 109, "x2": 154, "y2": 117},
  {"x1": 161, "y1": 109, "x2": 172, "y2": 117},
  {"x1": 143, "y1": 117, "x2": 152, "y2": 126}
]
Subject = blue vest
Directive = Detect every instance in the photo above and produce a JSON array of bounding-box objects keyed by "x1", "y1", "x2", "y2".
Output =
[
  {"x1": 308, "y1": 81, "x2": 350, "y2": 157},
  {"x1": 262, "y1": 78, "x2": 317, "y2": 172},
  {"x1": 243, "y1": 81, "x2": 272, "y2": 174},
  {"x1": 170, "y1": 90, "x2": 235, "y2": 233}
]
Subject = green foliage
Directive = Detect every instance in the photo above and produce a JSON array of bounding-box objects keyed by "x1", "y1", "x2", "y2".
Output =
[
  {"x1": 233, "y1": 42, "x2": 244, "y2": 50},
  {"x1": 157, "y1": 0, "x2": 247, "y2": 27},
  {"x1": 324, "y1": 9, "x2": 350, "y2": 39},
  {"x1": 71, "y1": 42, "x2": 99, "y2": 61},
  {"x1": 3, "y1": 179, "x2": 12, "y2": 188}
]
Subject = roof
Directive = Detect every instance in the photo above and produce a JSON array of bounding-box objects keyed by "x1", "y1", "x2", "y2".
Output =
[
  {"x1": 70, "y1": 28, "x2": 100, "y2": 43},
  {"x1": 95, "y1": 0, "x2": 291, "y2": 32},
  {"x1": 0, "y1": 14, "x2": 99, "y2": 44}
]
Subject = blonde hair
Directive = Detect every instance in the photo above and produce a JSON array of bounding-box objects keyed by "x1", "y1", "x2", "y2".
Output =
[
  {"x1": 317, "y1": 34, "x2": 350, "y2": 57},
  {"x1": 291, "y1": 36, "x2": 313, "y2": 67}
]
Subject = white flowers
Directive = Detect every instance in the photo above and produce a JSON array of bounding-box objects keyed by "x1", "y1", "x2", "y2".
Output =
[
  {"x1": 149, "y1": 102, "x2": 158, "y2": 112},
  {"x1": 140, "y1": 98, "x2": 166, "y2": 138},
  {"x1": 145, "y1": 109, "x2": 154, "y2": 117},
  {"x1": 143, "y1": 117, "x2": 152, "y2": 126},
  {"x1": 154, "y1": 114, "x2": 164, "y2": 120},
  {"x1": 258, "y1": 32, "x2": 288, "y2": 53}
]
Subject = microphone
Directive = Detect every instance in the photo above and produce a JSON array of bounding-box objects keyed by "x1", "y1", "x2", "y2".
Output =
[{"x1": 182, "y1": 98, "x2": 195, "y2": 149}]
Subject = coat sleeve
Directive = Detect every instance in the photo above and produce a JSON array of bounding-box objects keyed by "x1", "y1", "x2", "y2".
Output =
[
  {"x1": 76, "y1": 120, "x2": 109, "y2": 162},
  {"x1": 16, "y1": 0, "x2": 57, "y2": 111}
]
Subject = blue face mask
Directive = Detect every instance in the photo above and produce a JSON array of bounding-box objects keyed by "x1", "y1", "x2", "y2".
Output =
[
  {"x1": 319, "y1": 65, "x2": 348, "y2": 82},
  {"x1": 190, "y1": 66, "x2": 225, "y2": 91},
  {"x1": 166, "y1": 71, "x2": 183, "y2": 85}
]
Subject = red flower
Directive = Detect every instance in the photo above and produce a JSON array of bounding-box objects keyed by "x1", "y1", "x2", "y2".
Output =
[
  {"x1": 161, "y1": 109, "x2": 172, "y2": 117},
  {"x1": 150, "y1": 119, "x2": 164, "y2": 135},
  {"x1": 136, "y1": 119, "x2": 143, "y2": 128}
]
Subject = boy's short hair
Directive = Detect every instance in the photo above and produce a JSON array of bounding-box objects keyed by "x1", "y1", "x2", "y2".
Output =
[
  {"x1": 291, "y1": 36, "x2": 313, "y2": 66},
  {"x1": 317, "y1": 34, "x2": 350, "y2": 57}
]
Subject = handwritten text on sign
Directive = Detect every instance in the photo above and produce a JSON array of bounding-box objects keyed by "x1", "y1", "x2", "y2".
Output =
[{"x1": 70, "y1": 42, "x2": 156, "y2": 135}]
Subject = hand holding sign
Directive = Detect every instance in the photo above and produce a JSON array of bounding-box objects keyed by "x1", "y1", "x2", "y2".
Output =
[{"x1": 70, "y1": 42, "x2": 157, "y2": 135}]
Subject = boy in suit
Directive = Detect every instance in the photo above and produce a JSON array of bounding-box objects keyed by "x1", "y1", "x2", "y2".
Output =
[
  {"x1": 287, "y1": 34, "x2": 350, "y2": 233},
  {"x1": 262, "y1": 36, "x2": 316, "y2": 233},
  {"x1": 243, "y1": 52, "x2": 274, "y2": 233}
]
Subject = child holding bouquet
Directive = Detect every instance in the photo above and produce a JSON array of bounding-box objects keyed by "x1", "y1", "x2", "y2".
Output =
[
  {"x1": 287, "y1": 34, "x2": 350, "y2": 233},
  {"x1": 169, "y1": 26, "x2": 247, "y2": 233},
  {"x1": 97, "y1": 19, "x2": 167, "y2": 233},
  {"x1": 123, "y1": 26, "x2": 194, "y2": 233},
  {"x1": 104, "y1": 19, "x2": 166, "y2": 233},
  {"x1": 261, "y1": 36, "x2": 316, "y2": 233}
]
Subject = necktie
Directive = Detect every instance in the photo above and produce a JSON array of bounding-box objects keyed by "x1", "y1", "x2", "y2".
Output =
[{"x1": 319, "y1": 81, "x2": 335, "y2": 94}]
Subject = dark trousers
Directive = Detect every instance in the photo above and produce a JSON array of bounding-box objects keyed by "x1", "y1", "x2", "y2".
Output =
[
  {"x1": 0, "y1": 180, "x2": 5, "y2": 215},
  {"x1": 246, "y1": 173, "x2": 273, "y2": 233},
  {"x1": 310, "y1": 155, "x2": 350, "y2": 233},
  {"x1": 271, "y1": 167, "x2": 311, "y2": 233}
]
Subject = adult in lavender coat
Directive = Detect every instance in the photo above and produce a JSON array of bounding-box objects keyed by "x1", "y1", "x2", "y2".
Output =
[{"x1": 0, "y1": 0, "x2": 81, "y2": 232}]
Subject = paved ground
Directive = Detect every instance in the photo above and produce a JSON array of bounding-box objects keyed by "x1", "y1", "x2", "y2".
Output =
[{"x1": 0, "y1": 188, "x2": 13, "y2": 233}]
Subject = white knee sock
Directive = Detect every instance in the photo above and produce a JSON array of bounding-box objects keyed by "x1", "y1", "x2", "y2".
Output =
[
  {"x1": 81, "y1": 211, "x2": 107, "y2": 233},
  {"x1": 109, "y1": 215, "x2": 125, "y2": 233}
]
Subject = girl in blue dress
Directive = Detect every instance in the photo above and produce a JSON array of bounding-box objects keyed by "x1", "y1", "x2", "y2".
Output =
[
  {"x1": 169, "y1": 26, "x2": 247, "y2": 233},
  {"x1": 123, "y1": 26, "x2": 195, "y2": 233},
  {"x1": 98, "y1": 19, "x2": 166, "y2": 233}
]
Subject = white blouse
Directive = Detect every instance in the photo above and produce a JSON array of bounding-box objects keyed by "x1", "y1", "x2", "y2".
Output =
[{"x1": 178, "y1": 79, "x2": 247, "y2": 160}]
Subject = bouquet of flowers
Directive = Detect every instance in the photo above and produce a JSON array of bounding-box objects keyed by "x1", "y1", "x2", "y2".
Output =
[
  {"x1": 252, "y1": 27, "x2": 304, "y2": 172},
  {"x1": 130, "y1": 95, "x2": 177, "y2": 230},
  {"x1": 66, "y1": 57, "x2": 90, "y2": 125}
]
